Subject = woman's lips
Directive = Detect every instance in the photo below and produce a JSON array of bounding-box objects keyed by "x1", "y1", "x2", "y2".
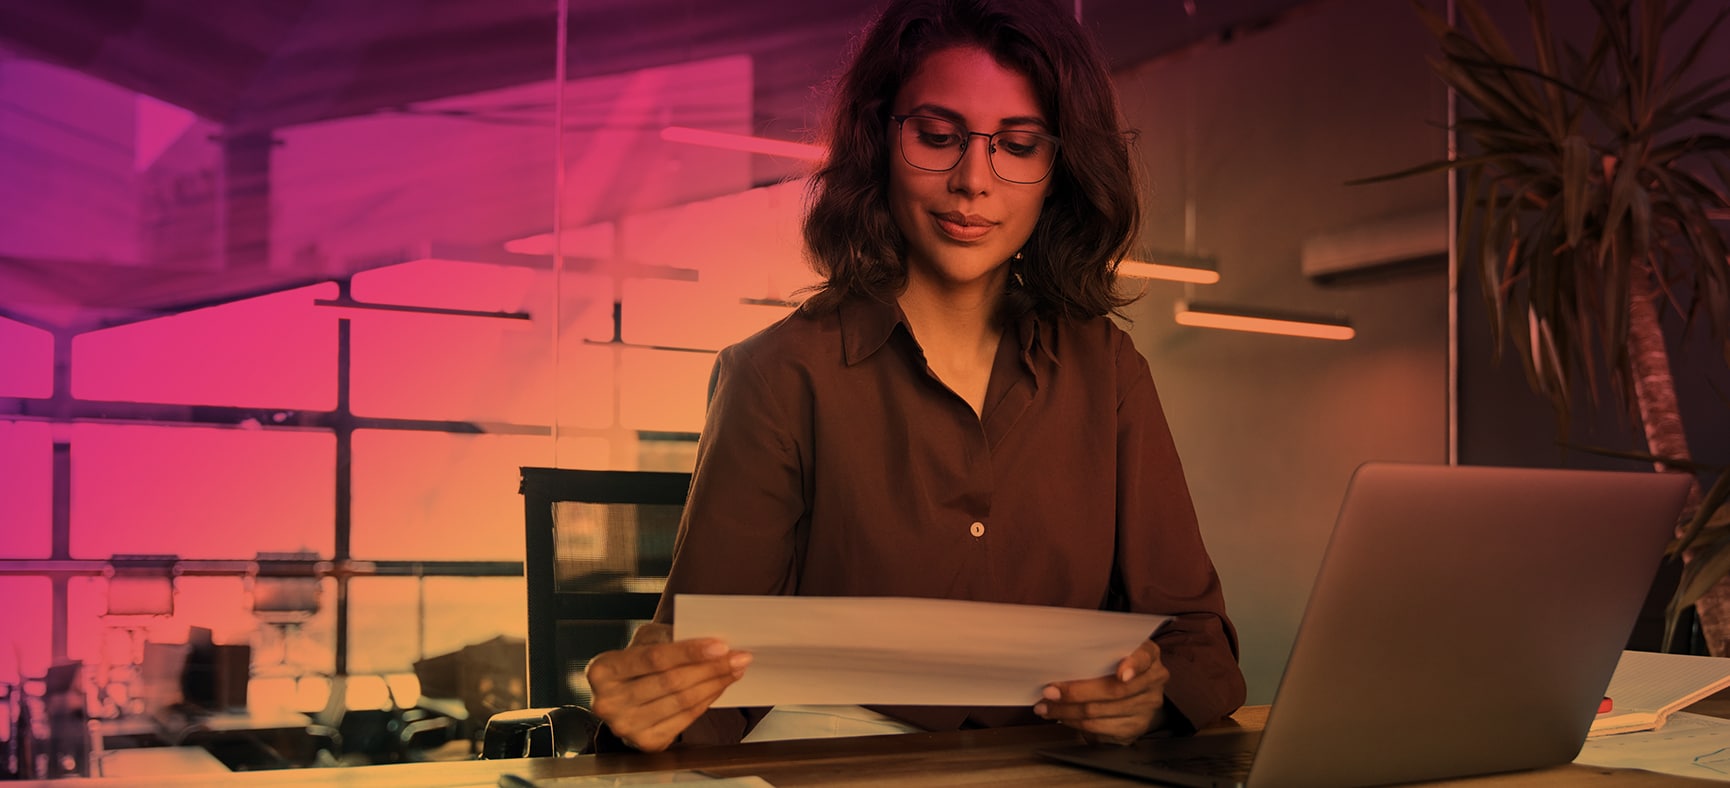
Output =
[{"x1": 933, "y1": 212, "x2": 995, "y2": 242}]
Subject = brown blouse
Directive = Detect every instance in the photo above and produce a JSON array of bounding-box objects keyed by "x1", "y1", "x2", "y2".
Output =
[{"x1": 654, "y1": 294, "x2": 1245, "y2": 745}]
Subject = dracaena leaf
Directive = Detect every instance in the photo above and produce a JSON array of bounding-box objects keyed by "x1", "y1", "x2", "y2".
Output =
[
  {"x1": 1458, "y1": 0, "x2": 1538, "y2": 104},
  {"x1": 1562, "y1": 135, "x2": 1594, "y2": 249},
  {"x1": 1636, "y1": 0, "x2": 1665, "y2": 106},
  {"x1": 1659, "y1": 80, "x2": 1730, "y2": 129},
  {"x1": 1342, "y1": 153, "x2": 1515, "y2": 186},
  {"x1": 1600, "y1": 141, "x2": 1650, "y2": 267},
  {"x1": 1677, "y1": 471, "x2": 1730, "y2": 555},
  {"x1": 1662, "y1": 5, "x2": 1730, "y2": 99},
  {"x1": 1667, "y1": 535, "x2": 1730, "y2": 650}
]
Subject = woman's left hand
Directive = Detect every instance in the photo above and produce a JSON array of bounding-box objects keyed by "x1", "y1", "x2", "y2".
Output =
[{"x1": 1034, "y1": 639, "x2": 1171, "y2": 745}]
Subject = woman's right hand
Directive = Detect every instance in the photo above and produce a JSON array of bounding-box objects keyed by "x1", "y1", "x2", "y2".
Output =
[{"x1": 583, "y1": 622, "x2": 753, "y2": 751}]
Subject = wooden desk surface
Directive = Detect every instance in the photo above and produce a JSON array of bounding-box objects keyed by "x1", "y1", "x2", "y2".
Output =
[{"x1": 35, "y1": 704, "x2": 1727, "y2": 787}]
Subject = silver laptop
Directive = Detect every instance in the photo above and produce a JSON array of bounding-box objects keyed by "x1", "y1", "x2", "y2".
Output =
[{"x1": 1041, "y1": 462, "x2": 1691, "y2": 787}]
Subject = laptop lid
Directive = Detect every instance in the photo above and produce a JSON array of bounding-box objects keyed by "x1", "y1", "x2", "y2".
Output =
[{"x1": 1044, "y1": 462, "x2": 1691, "y2": 787}]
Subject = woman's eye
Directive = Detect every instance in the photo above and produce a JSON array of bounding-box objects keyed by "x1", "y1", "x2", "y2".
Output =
[
  {"x1": 997, "y1": 134, "x2": 1043, "y2": 157},
  {"x1": 917, "y1": 131, "x2": 960, "y2": 147}
]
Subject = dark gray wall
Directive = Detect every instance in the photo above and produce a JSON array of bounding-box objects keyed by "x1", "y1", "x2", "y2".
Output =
[
  {"x1": 1122, "y1": 0, "x2": 1730, "y2": 698},
  {"x1": 1115, "y1": 0, "x2": 1450, "y2": 702}
]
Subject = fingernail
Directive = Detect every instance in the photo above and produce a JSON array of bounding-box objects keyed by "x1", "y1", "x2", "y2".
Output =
[
  {"x1": 1034, "y1": 703, "x2": 1049, "y2": 717},
  {"x1": 702, "y1": 641, "x2": 727, "y2": 658},
  {"x1": 1119, "y1": 666, "x2": 1135, "y2": 682},
  {"x1": 1042, "y1": 685, "x2": 1061, "y2": 701},
  {"x1": 729, "y1": 651, "x2": 753, "y2": 669}
]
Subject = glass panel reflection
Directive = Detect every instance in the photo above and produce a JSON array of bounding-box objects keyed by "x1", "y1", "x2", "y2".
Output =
[
  {"x1": 0, "y1": 421, "x2": 51, "y2": 558},
  {"x1": 69, "y1": 424, "x2": 335, "y2": 559},
  {"x1": 350, "y1": 430, "x2": 546, "y2": 561}
]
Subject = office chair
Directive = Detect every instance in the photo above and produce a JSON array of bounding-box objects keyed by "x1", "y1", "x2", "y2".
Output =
[{"x1": 481, "y1": 468, "x2": 688, "y2": 758}]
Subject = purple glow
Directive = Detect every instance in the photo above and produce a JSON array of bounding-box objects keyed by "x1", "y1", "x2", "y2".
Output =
[
  {"x1": 0, "y1": 11, "x2": 804, "y2": 708},
  {"x1": 72, "y1": 284, "x2": 340, "y2": 410},
  {"x1": 69, "y1": 423, "x2": 336, "y2": 559}
]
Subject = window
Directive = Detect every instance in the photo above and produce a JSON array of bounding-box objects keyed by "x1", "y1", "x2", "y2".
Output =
[
  {"x1": 70, "y1": 424, "x2": 335, "y2": 559},
  {"x1": 0, "y1": 421, "x2": 52, "y2": 557}
]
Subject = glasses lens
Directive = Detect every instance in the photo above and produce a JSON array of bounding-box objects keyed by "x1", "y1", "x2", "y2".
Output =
[
  {"x1": 897, "y1": 116, "x2": 1058, "y2": 184},
  {"x1": 900, "y1": 117, "x2": 965, "y2": 172},
  {"x1": 989, "y1": 130, "x2": 1056, "y2": 184}
]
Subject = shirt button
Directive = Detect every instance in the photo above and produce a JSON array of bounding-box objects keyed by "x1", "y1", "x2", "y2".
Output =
[{"x1": 970, "y1": 521, "x2": 985, "y2": 537}]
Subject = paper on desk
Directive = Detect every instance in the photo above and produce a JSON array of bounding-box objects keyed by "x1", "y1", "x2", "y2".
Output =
[
  {"x1": 673, "y1": 594, "x2": 1169, "y2": 708},
  {"x1": 466, "y1": 773, "x2": 772, "y2": 787},
  {"x1": 1575, "y1": 712, "x2": 1730, "y2": 782}
]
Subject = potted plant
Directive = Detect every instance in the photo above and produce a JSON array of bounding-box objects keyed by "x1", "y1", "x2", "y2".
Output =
[{"x1": 1357, "y1": 0, "x2": 1730, "y2": 652}]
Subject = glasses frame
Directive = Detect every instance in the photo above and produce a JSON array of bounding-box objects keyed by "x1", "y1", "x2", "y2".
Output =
[{"x1": 889, "y1": 114, "x2": 1061, "y2": 185}]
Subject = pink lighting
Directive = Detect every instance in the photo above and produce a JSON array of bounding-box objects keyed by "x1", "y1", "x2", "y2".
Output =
[
  {"x1": 1174, "y1": 301, "x2": 1356, "y2": 341},
  {"x1": 0, "y1": 318, "x2": 54, "y2": 398},
  {"x1": 1117, "y1": 260, "x2": 1221, "y2": 284},
  {"x1": 72, "y1": 284, "x2": 339, "y2": 410},
  {"x1": 660, "y1": 126, "x2": 827, "y2": 161}
]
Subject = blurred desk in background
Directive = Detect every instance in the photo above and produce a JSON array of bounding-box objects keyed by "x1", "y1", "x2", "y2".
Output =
[
  {"x1": 95, "y1": 708, "x2": 322, "y2": 772},
  {"x1": 92, "y1": 746, "x2": 230, "y2": 777}
]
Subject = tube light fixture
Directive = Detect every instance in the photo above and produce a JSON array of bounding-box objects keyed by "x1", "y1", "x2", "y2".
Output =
[
  {"x1": 660, "y1": 127, "x2": 827, "y2": 161},
  {"x1": 1174, "y1": 300, "x2": 1355, "y2": 341},
  {"x1": 740, "y1": 296, "x2": 800, "y2": 308},
  {"x1": 1118, "y1": 259, "x2": 1221, "y2": 284},
  {"x1": 1117, "y1": 250, "x2": 1220, "y2": 284},
  {"x1": 313, "y1": 295, "x2": 531, "y2": 321}
]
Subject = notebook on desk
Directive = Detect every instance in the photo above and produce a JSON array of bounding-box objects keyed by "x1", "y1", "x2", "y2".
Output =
[{"x1": 1040, "y1": 462, "x2": 1692, "y2": 788}]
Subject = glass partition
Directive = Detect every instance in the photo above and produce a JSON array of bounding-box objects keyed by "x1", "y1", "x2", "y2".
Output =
[{"x1": 0, "y1": 0, "x2": 831, "y2": 775}]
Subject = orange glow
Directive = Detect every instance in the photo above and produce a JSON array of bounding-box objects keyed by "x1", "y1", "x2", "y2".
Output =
[
  {"x1": 1117, "y1": 259, "x2": 1221, "y2": 284},
  {"x1": 1174, "y1": 303, "x2": 1355, "y2": 341},
  {"x1": 660, "y1": 126, "x2": 827, "y2": 161}
]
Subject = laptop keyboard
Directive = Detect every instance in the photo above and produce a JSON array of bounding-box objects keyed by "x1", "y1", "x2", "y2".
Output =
[{"x1": 1137, "y1": 749, "x2": 1256, "y2": 779}]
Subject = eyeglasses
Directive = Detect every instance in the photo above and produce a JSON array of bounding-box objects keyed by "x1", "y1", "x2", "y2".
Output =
[{"x1": 890, "y1": 114, "x2": 1060, "y2": 185}]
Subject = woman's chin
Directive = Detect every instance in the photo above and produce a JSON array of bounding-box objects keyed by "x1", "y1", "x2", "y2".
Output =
[{"x1": 910, "y1": 263, "x2": 1013, "y2": 296}]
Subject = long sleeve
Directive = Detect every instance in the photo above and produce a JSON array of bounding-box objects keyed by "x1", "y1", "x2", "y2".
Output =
[
  {"x1": 1112, "y1": 332, "x2": 1246, "y2": 731},
  {"x1": 650, "y1": 343, "x2": 808, "y2": 746}
]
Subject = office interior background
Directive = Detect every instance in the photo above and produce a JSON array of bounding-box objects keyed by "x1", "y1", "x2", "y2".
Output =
[{"x1": 1, "y1": 0, "x2": 1727, "y2": 776}]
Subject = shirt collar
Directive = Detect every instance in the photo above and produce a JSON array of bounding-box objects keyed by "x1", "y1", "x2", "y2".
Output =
[
  {"x1": 838, "y1": 295, "x2": 905, "y2": 366},
  {"x1": 838, "y1": 293, "x2": 1058, "y2": 369}
]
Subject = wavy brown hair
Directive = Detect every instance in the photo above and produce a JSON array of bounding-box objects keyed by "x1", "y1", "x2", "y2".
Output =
[{"x1": 800, "y1": 0, "x2": 1139, "y2": 321}]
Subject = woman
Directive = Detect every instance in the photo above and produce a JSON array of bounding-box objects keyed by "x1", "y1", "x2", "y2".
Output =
[{"x1": 585, "y1": 0, "x2": 1245, "y2": 751}]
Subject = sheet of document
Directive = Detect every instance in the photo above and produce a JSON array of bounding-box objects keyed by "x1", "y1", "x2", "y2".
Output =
[
  {"x1": 466, "y1": 773, "x2": 772, "y2": 787},
  {"x1": 1575, "y1": 712, "x2": 1730, "y2": 782},
  {"x1": 673, "y1": 594, "x2": 1170, "y2": 708}
]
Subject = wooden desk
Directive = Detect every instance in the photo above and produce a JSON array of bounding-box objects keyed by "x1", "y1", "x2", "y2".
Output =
[{"x1": 33, "y1": 704, "x2": 1726, "y2": 787}]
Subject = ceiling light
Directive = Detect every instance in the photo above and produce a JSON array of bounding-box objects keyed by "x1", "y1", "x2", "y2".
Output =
[
  {"x1": 1174, "y1": 300, "x2": 1354, "y2": 341},
  {"x1": 313, "y1": 294, "x2": 530, "y2": 321},
  {"x1": 660, "y1": 127, "x2": 826, "y2": 161},
  {"x1": 1118, "y1": 258, "x2": 1220, "y2": 284},
  {"x1": 740, "y1": 296, "x2": 799, "y2": 308}
]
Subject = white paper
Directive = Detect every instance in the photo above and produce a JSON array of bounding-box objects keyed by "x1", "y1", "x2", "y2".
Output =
[
  {"x1": 467, "y1": 774, "x2": 772, "y2": 787},
  {"x1": 1575, "y1": 712, "x2": 1730, "y2": 781},
  {"x1": 673, "y1": 594, "x2": 1170, "y2": 708}
]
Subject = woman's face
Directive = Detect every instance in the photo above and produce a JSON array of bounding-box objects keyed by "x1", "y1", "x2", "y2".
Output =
[{"x1": 887, "y1": 46, "x2": 1053, "y2": 293}]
